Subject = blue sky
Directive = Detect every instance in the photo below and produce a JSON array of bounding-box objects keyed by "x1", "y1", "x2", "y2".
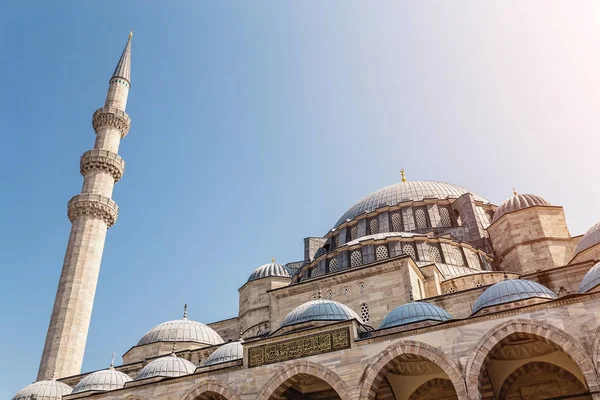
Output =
[{"x1": 3, "y1": 1, "x2": 600, "y2": 397}]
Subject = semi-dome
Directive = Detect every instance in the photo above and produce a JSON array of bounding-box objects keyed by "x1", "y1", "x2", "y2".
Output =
[
  {"x1": 12, "y1": 379, "x2": 72, "y2": 400},
  {"x1": 137, "y1": 306, "x2": 224, "y2": 346},
  {"x1": 575, "y1": 221, "x2": 600, "y2": 256},
  {"x1": 72, "y1": 367, "x2": 132, "y2": 393},
  {"x1": 281, "y1": 299, "x2": 361, "y2": 327},
  {"x1": 334, "y1": 180, "x2": 488, "y2": 228},
  {"x1": 247, "y1": 259, "x2": 291, "y2": 282},
  {"x1": 203, "y1": 341, "x2": 244, "y2": 366},
  {"x1": 136, "y1": 353, "x2": 196, "y2": 380},
  {"x1": 579, "y1": 262, "x2": 600, "y2": 293},
  {"x1": 492, "y1": 193, "x2": 551, "y2": 222},
  {"x1": 380, "y1": 302, "x2": 452, "y2": 329},
  {"x1": 472, "y1": 279, "x2": 556, "y2": 314}
]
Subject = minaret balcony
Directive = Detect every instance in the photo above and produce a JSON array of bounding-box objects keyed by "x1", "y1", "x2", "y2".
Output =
[
  {"x1": 67, "y1": 194, "x2": 119, "y2": 227},
  {"x1": 80, "y1": 149, "x2": 125, "y2": 182},
  {"x1": 92, "y1": 107, "x2": 131, "y2": 138}
]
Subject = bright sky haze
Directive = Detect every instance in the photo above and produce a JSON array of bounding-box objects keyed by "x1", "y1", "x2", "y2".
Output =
[{"x1": 2, "y1": 1, "x2": 600, "y2": 397}]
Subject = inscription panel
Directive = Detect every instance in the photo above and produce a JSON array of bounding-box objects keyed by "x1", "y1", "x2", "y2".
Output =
[{"x1": 248, "y1": 328, "x2": 351, "y2": 368}]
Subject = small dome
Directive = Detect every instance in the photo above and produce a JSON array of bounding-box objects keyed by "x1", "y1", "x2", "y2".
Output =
[
  {"x1": 575, "y1": 221, "x2": 600, "y2": 256},
  {"x1": 203, "y1": 341, "x2": 244, "y2": 366},
  {"x1": 137, "y1": 307, "x2": 224, "y2": 346},
  {"x1": 72, "y1": 367, "x2": 132, "y2": 393},
  {"x1": 579, "y1": 262, "x2": 600, "y2": 293},
  {"x1": 136, "y1": 353, "x2": 196, "y2": 380},
  {"x1": 492, "y1": 193, "x2": 551, "y2": 222},
  {"x1": 380, "y1": 302, "x2": 452, "y2": 329},
  {"x1": 472, "y1": 279, "x2": 556, "y2": 314},
  {"x1": 248, "y1": 260, "x2": 291, "y2": 282},
  {"x1": 12, "y1": 379, "x2": 72, "y2": 400},
  {"x1": 281, "y1": 299, "x2": 360, "y2": 327},
  {"x1": 334, "y1": 180, "x2": 488, "y2": 228}
]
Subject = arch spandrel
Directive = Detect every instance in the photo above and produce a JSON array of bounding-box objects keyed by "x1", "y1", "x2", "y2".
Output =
[
  {"x1": 358, "y1": 340, "x2": 467, "y2": 400},
  {"x1": 464, "y1": 319, "x2": 600, "y2": 400}
]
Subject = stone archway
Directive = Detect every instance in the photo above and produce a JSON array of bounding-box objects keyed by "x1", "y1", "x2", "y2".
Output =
[
  {"x1": 407, "y1": 378, "x2": 457, "y2": 400},
  {"x1": 256, "y1": 360, "x2": 354, "y2": 400},
  {"x1": 497, "y1": 361, "x2": 589, "y2": 399},
  {"x1": 359, "y1": 340, "x2": 467, "y2": 400},
  {"x1": 464, "y1": 319, "x2": 600, "y2": 400},
  {"x1": 180, "y1": 378, "x2": 242, "y2": 400}
]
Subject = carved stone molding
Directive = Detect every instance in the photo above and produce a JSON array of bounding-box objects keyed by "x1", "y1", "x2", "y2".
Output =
[
  {"x1": 80, "y1": 149, "x2": 125, "y2": 182},
  {"x1": 67, "y1": 194, "x2": 119, "y2": 227},
  {"x1": 92, "y1": 107, "x2": 131, "y2": 138}
]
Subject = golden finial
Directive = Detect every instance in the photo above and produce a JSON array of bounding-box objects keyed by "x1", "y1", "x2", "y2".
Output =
[
  {"x1": 400, "y1": 169, "x2": 407, "y2": 183},
  {"x1": 110, "y1": 352, "x2": 115, "y2": 368},
  {"x1": 183, "y1": 304, "x2": 188, "y2": 319},
  {"x1": 129, "y1": 29, "x2": 133, "y2": 39},
  {"x1": 317, "y1": 287, "x2": 322, "y2": 299},
  {"x1": 272, "y1": 257, "x2": 275, "y2": 263},
  {"x1": 513, "y1": 188, "x2": 518, "y2": 196}
]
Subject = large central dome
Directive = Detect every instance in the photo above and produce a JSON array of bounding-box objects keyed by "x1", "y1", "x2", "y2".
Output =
[{"x1": 334, "y1": 180, "x2": 488, "y2": 228}]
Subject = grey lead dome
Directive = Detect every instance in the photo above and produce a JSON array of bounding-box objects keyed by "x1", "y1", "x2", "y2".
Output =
[
  {"x1": 575, "y1": 221, "x2": 600, "y2": 257},
  {"x1": 72, "y1": 367, "x2": 132, "y2": 393},
  {"x1": 579, "y1": 262, "x2": 600, "y2": 293},
  {"x1": 12, "y1": 379, "x2": 72, "y2": 400},
  {"x1": 136, "y1": 354, "x2": 196, "y2": 380},
  {"x1": 281, "y1": 299, "x2": 361, "y2": 327},
  {"x1": 137, "y1": 317, "x2": 224, "y2": 346},
  {"x1": 247, "y1": 261, "x2": 291, "y2": 282},
  {"x1": 492, "y1": 194, "x2": 551, "y2": 222},
  {"x1": 472, "y1": 279, "x2": 556, "y2": 314},
  {"x1": 334, "y1": 180, "x2": 488, "y2": 228},
  {"x1": 203, "y1": 341, "x2": 244, "y2": 366},
  {"x1": 380, "y1": 302, "x2": 452, "y2": 329}
]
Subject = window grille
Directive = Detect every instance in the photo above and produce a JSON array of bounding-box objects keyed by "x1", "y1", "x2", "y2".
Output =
[
  {"x1": 475, "y1": 281, "x2": 484, "y2": 287},
  {"x1": 358, "y1": 282, "x2": 366, "y2": 292},
  {"x1": 446, "y1": 287, "x2": 457, "y2": 294},
  {"x1": 326, "y1": 289, "x2": 333, "y2": 299},
  {"x1": 452, "y1": 247, "x2": 465, "y2": 266},
  {"x1": 428, "y1": 245, "x2": 442, "y2": 263},
  {"x1": 391, "y1": 212, "x2": 403, "y2": 232},
  {"x1": 312, "y1": 262, "x2": 326, "y2": 277},
  {"x1": 360, "y1": 303, "x2": 370, "y2": 323},
  {"x1": 311, "y1": 293, "x2": 318, "y2": 300},
  {"x1": 439, "y1": 206, "x2": 452, "y2": 227},
  {"x1": 350, "y1": 250, "x2": 362, "y2": 267},
  {"x1": 369, "y1": 218, "x2": 379, "y2": 235},
  {"x1": 350, "y1": 225, "x2": 358, "y2": 241},
  {"x1": 402, "y1": 244, "x2": 416, "y2": 259},
  {"x1": 375, "y1": 245, "x2": 389, "y2": 260},
  {"x1": 343, "y1": 286, "x2": 349, "y2": 296},
  {"x1": 415, "y1": 208, "x2": 428, "y2": 229},
  {"x1": 328, "y1": 257, "x2": 339, "y2": 273}
]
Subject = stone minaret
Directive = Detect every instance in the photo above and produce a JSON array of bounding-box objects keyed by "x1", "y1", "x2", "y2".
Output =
[{"x1": 37, "y1": 32, "x2": 133, "y2": 380}]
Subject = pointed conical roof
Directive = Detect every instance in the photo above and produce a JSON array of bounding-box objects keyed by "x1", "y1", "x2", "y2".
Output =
[{"x1": 112, "y1": 31, "x2": 132, "y2": 83}]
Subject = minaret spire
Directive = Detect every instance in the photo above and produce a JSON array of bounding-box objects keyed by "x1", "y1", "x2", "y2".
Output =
[{"x1": 37, "y1": 32, "x2": 134, "y2": 381}]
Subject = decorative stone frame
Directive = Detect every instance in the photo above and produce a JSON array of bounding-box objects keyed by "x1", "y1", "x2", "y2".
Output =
[
  {"x1": 464, "y1": 319, "x2": 600, "y2": 400},
  {"x1": 358, "y1": 340, "x2": 467, "y2": 400},
  {"x1": 256, "y1": 360, "x2": 354, "y2": 400}
]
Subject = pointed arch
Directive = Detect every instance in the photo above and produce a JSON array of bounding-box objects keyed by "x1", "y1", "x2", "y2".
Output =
[
  {"x1": 256, "y1": 359, "x2": 354, "y2": 400},
  {"x1": 358, "y1": 340, "x2": 467, "y2": 400},
  {"x1": 180, "y1": 378, "x2": 242, "y2": 400},
  {"x1": 464, "y1": 319, "x2": 600, "y2": 399}
]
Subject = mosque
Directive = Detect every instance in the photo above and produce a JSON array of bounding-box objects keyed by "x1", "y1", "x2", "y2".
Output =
[{"x1": 12, "y1": 33, "x2": 600, "y2": 400}]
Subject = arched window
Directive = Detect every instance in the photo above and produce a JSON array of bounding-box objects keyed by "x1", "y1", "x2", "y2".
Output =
[
  {"x1": 414, "y1": 207, "x2": 428, "y2": 229},
  {"x1": 328, "y1": 257, "x2": 339, "y2": 273},
  {"x1": 375, "y1": 245, "x2": 389, "y2": 260},
  {"x1": 369, "y1": 218, "x2": 379, "y2": 235},
  {"x1": 391, "y1": 211, "x2": 403, "y2": 232},
  {"x1": 350, "y1": 250, "x2": 362, "y2": 267},
  {"x1": 402, "y1": 244, "x2": 417, "y2": 260},
  {"x1": 428, "y1": 244, "x2": 442, "y2": 263},
  {"x1": 350, "y1": 225, "x2": 358, "y2": 241},
  {"x1": 438, "y1": 206, "x2": 452, "y2": 227}
]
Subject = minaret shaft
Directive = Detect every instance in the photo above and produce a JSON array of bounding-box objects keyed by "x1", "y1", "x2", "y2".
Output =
[{"x1": 37, "y1": 34, "x2": 132, "y2": 380}]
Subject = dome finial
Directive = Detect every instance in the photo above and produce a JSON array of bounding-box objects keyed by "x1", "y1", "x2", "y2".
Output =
[
  {"x1": 171, "y1": 341, "x2": 177, "y2": 355},
  {"x1": 317, "y1": 287, "x2": 323, "y2": 299},
  {"x1": 400, "y1": 169, "x2": 407, "y2": 183},
  {"x1": 183, "y1": 304, "x2": 188, "y2": 319},
  {"x1": 272, "y1": 256, "x2": 275, "y2": 263},
  {"x1": 110, "y1": 352, "x2": 115, "y2": 368},
  {"x1": 503, "y1": 271, "x2": 509, "y2": 280},
  {"x1": 513, "y1": 188, "x2": 518, "y2": 196},
  {"x1": 129, "y1": 29, "x2": 133, "y2": 39},
  {"x1": 51, "y1": 370, "x2": 56, "y2": 380}
]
